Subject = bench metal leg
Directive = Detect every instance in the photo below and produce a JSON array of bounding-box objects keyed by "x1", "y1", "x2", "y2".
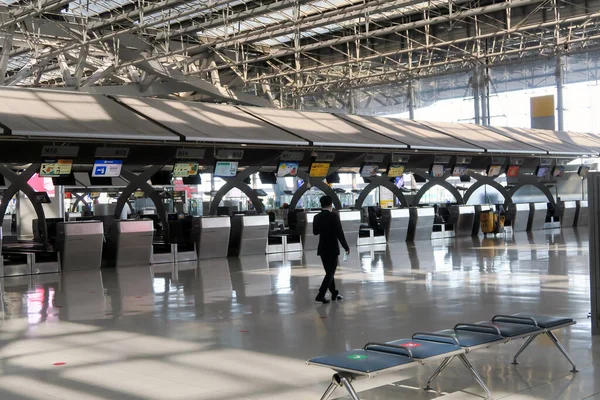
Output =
[
  {"x1": 511, "y1": 334, "x2": 538, "y2": 365},
  {"x1": 425, "y1": 356, "x2": 454, "y2": 390},
  {"x1": 319, "y1": 381, "x2": 337, "y2": 400},
  {"x1": 458, "y1": 354, "x2": 492, "y2": 399},
  {"x1": 339, "y1": 376, "x2": 360, "y2": 400},
  {"x1": 546, "y1": 331, "x2": 578, "y2": 373}
]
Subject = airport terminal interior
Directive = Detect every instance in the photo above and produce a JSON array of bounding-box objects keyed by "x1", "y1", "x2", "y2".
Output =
[{"x1": 1, "y1": 0, "x2": 600, "y2": 399}]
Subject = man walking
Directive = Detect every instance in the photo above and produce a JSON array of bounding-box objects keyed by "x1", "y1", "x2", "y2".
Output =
[{"x1": 313, "y1": 195, "x2": 350, "y2": 304}]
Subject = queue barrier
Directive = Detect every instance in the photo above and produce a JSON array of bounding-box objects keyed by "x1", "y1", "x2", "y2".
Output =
[{"x1": 308, "y1": 313, "x2": 577, "y2": 400}]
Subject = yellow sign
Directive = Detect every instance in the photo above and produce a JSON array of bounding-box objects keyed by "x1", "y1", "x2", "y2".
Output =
[
  {"x1": 134, "y1": 191, "x2": 145, "y2": 198},
  {"x1": 309, "y1": 163, "x2": 330, "y2": 178},
  {"x1": 40, "y1": 159, "x2": 73, "y2": 177},
  {"x1": 388, "y1": 164, "x2": 405, "y2": 177},
  {"x1": 530, "y1": 95, "x2": 554, "y2": 118},
  {"x1": 173, "y1": 163, "x2": 199, "y2": 178}
]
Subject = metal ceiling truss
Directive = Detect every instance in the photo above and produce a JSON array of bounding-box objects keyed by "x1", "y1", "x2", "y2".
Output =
[{"x1": 0, "y1": 0, "x2": 599, "y2": 109}]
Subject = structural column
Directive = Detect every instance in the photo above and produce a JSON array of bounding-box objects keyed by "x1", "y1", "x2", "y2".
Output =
[
  {"x1": 472, "y1": 66, "x2": 481, "y2": 125},
  {"x1": 556, "y1": 55, "x2": 565, "y2": 131},
  {"x1": 408, "y1": 79, "x2": 416, "y2": 120},
  {"x1": 588, "y1": 172, "x2": 600, "y2": 335}
]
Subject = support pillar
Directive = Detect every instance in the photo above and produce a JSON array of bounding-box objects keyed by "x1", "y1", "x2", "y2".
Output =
[
  {"x1": 556, "y1": 55, "x2": 565, "y2": 131},
  {"x1": 472, "y1": 66, "x2": 481, "y2": 125},
  {"x1": 408, "y1": 79, "x2": 416, "y2": 120},
  {"x1": 588, "y1": 172, "x2": 600, "y2": 335},
  {"x1": 480, "y1": 67, "x2": 490, "y2": 126}
]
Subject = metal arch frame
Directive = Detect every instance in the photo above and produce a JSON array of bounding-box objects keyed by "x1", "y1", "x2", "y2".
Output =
[
  {"x1": 209, "y1": 166, "x2": 265, "y2": 215},
  {"x1": 354, "y1": 175, "x2": 409, "y2": 209},
  {"x1": 412, "y1": 171, "x2": 464, "y2": 206},
  {"x1": 0, "y1": 164, "x2": 49, "y2": 247},
  {"x1": 115, "y1": 166, "x2": 171, "y2": 242},
  {"x1": 70, "y1": 192, "x2": 92, "y2": 213},
  {"x1": 463, "y1": 172, "x2": 512, "y2": 205},
  {"x1": 509, "y1": 181, "x2": 556, "y2": 206},
  {"x1": 289, "y1": 170, "x2": 341, "y2": 211}
]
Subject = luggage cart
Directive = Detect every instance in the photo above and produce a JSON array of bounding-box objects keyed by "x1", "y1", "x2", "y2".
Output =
[{"x1": 480, "y1": 210, "x2": 505, "y2": 237}]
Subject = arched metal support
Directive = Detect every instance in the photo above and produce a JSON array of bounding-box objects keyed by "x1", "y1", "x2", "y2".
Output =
[
  {"x1": 412, "y1": 171, "x2": 464, "y2": 206},
  {"x1": 289, "y1": 170, "x2": 341, "y2": 211},
  {"x1": 509, "y1": 181, "x2": 556, "y2": 206},
  {"x1": 354, "y1": 175, "x2": 409, "y2": 208},
  {"x1": 463, "y1": 172, "x2": 511, "y2": 205},
  {"x1": 115, "y1": 166, "x2": 171, "y2": 242},
  {"x1": 0, "y1": 164, "x2": 49, "y2": 247},
  {"x1": 209, "y1": 166, "x2": 265, "y2": 215},
  {"x1": 71, "y1": 192, "x2": 92, "y2": 213}
]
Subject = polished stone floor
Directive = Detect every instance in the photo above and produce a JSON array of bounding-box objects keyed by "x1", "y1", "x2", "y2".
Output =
[{"x1": 0, "y1": 227, "x2": 595, "y2": 400}]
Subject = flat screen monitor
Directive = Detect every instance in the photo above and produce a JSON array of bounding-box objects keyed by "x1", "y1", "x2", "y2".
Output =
[
  {"x1": 276, "y1": 162, "x2": 299, "y2": 177},
  {"x1": 506, "y1": 165, "x2": 520, "y2": 177},
  {"x1": 430, "y1": 164, "x2": 444, "y2": 178},
  {"x1": 535, "y1": 166, "x2": 549, "y2": 178},
  {"x1": 452, "y1": 165, "x2": 468, "y2": 177},
  {"x1": 52, "y1": 174, "x2": 76, "y2": 186},
  {"x1": 552, "y1": 166, "x2": 565, "y2": 178},
  {"x1": 254, "y1": 189, "x2": 268, "y2": 197},
  {"x1": 89, "y1": 174, "x2": 113, "y2": 186},
  {"x1": 258, "y1": 172, "x2": 277, "y2": 184},
  {"x1": 387, "y1": 164, "x2": 405, "y2": 178},
  {"x1": 394, "y1": 176, "x2": 405, "y2": 188},
  {"x1": 326, "y1": 172, "x2": 340, "y2": 184},
  {"x1": 182, "y1": 174, "x2": 202, "y2": 185},
  {"x1": 172, "y1": 162, "x2": 199, "y2": 178},
  {"x1": 578, "y1": 166, "x2": 590, "y2": 177},
  {"x1": 309, "y1": 162, "x2": 330, "y2": 178},
  {"x1": 414, "y1": 174, "x2": 427, "y2": 183},
  {"x1": 92, "y1": 160, "x2": 123, "y2": 177},
  {"x1": 459, "y1": 175, "x2": 471, "y2": 182},
  {"x1": 35, "y1": 192, "x2": 51, "y2": 204},
  {"x1": 214, "y1": 161, "x2": 239, "y2": 177},
  {"x1": 360, "y1": 164, "x2": 379, "y2": 177},
  {"x1": 150, "y1": 171, "x2": 172, "y2": 185},
  {"x1": 487, "y1": 165, "x2": 502, "y2": 177},
  {"x1": 40, "y1": 159, "x2": 72, "y2": 177},
  {"x1": 0, "y1": 174, "x2": 4, "y2": 186}
]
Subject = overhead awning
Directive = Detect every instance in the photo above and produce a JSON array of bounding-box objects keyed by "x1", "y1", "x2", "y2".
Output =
[
  {"x1": 418, "y1": 120, "x2": 547, "y2": 154},
  {"x1": 338, "y1": 115, "x2": 482, "y2": 152},
  {"x1": 118, "y1": 97, "x2": 307, "y2": 146},
  {"x1": 239, "y1": 107, "x2": 405, "y2": 148},
  {"x1": 0, "y1": 88, "x2": 177, "y2": 141},
  {"x1": 487, "y1": 126, "x2": 597, "y2": 156},
  {"x1": 554, "y1": 131, "x2": 600, "y2": 155}
]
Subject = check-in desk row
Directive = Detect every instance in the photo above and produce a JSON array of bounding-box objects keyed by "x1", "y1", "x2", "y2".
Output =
[{"x1": 507, "y1": 200, "x2": 589, "y2": 232}]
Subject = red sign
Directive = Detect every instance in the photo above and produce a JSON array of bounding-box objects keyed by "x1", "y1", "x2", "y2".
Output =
[
  {"x1": 506, "y1": 165, "x2": 520, "y2": 177},
  {"x1": 401, "y1": 342, "x2": 421, "y2": 348}
]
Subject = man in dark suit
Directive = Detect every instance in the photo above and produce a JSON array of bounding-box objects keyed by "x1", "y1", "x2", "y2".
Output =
[{"x1": 313, "y1": 195, "x2": 350, "y2": 304}]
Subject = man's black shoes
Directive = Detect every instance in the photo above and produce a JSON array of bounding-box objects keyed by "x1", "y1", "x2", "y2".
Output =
[
  {"x1": 334, "y1": 294, "x2": 343, "y2": 301},
  {"x1": 315, "y1": 296, "x2": 330, "y2": 304}
]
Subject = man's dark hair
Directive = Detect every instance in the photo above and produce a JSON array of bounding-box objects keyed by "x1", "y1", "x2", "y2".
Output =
[{"x1": 320, "y1": 195, "x2": 333, "y2": 208}]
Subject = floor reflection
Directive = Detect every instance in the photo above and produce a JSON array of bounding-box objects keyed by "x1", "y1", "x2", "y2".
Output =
[{"x1": 0, "y1": 227, "x2": 594, "y2": 399}]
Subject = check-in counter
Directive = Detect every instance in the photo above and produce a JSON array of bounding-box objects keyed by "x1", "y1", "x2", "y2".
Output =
[
  {"x1": 407, "y1": 207, "x2": 435, "y2": 241},
  {"x1": 450, "y1": 205, "x2": 476, "y2": 237},
  {"x1": 473, "y1": 205, "x2": 493, "y2": 236},
  {"x1": 339, "y1": 210, "x2": 361, "y2": 247},
  {"x1": 2, "y1": 215, "x2": 11, "y2": 236},
  {"x1": 560, "y1": 201, "x2": 577, "y2": 227},
  {"x1": 55, "y1": 221, "x2": 104, "y2": 271},
  {"x1": 381, "y1": 208, "x2": 410, "y2": 243},
  {"x1": 528, "y1": 202, "x2": 547, "y2": 231},
  {"x1": 297, "y1": 211, "x2": 320, "y2": 251},
  {"x1": 229, "y1": 215, "x2": 269, "y2": 256},
  {"x1": 508, "y1": 203, "x2": 530, "y2": 232},
  {"x1": 195, "y1": 216, "x2": 231, "y2": 259},
  {"x1": 576, "y1": 200, "x2": 589, "y2": 226},
  {"x1": 106, "y1": 219, "x2": 154, "y2": 267}
]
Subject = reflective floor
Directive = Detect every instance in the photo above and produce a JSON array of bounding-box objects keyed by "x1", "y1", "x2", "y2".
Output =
[{"x1": 0, "y1": 227, "x2": 595, "y2": 399}]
